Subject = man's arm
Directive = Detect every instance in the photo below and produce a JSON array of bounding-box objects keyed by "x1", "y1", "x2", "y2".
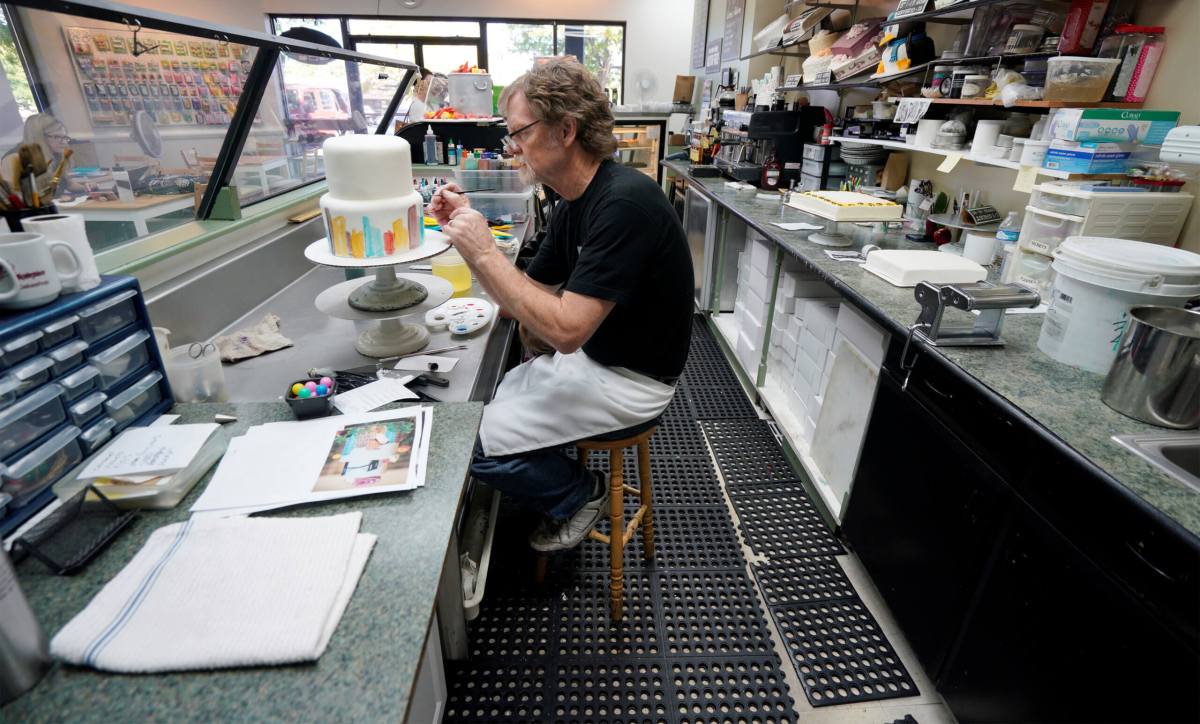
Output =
[{"x1": 443, "y1": 207, "x2": 612, "y2": 353}]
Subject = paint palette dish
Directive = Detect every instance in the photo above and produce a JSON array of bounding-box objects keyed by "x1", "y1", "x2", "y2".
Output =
[{"x1": 285, "y1": 377, "x2": 337, "y2": 419}]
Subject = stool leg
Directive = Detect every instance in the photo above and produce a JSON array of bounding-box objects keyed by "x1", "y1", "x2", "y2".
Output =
[
  {"x1": 534, "y1": 553, "x2": 547, "y2": 584},
  {"x1": 637, "y1": 439, "x2": 655, "y2": 560},
  {"x1": 608, "y1": 447, "x2": 625, "y2": 621}
]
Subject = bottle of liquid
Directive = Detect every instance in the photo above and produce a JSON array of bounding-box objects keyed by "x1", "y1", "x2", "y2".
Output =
[
  {"x1": 422, "y1": 125, "x2": 438, "y2": 165},
  {"x1": 994, "y1": 210, "x2": 1022, "y2": 269},
  {"x1": 447, "y1": 139, "x2": 458, "y2": 166}
]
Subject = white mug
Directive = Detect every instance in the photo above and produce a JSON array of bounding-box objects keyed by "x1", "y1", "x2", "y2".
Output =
[{"x1": 0, "y1": 232, "x2": 82, "y2": 310}]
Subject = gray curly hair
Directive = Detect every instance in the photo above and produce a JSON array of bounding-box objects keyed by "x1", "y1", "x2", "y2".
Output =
[{"x1": 498, "y1": 58, "x2": 617, "y2": 160}]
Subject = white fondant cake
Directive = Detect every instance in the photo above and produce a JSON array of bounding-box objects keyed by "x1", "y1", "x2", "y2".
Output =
[
  {"x1": 786, "y1": 191, "x2": 903, "y2": 221},
  {"x1": 320, "y1": 135, "x2": 424, "y2": 259}
]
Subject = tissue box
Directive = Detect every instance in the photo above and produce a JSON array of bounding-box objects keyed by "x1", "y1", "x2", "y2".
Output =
[
  {"x1": 1048, "y1": 109, "x2": 1181, "y2": 146},
  {"x1": 1042, "y1": 140, "x2": 1132, "y2": 174}
]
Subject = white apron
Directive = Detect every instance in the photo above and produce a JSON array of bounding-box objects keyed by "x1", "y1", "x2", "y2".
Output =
[{"x1": 479, "y1": 350, "x2": 676, "y2": 457}]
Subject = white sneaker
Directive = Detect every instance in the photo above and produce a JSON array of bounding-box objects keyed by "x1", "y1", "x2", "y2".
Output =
[{"x1": 529, "y1": 473, "x2": 608, "y2": 552}]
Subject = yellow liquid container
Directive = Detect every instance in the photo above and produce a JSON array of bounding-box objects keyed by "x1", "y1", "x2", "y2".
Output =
[{"x1": 431, "y1": 248, "x2": 473, "y2": 296}]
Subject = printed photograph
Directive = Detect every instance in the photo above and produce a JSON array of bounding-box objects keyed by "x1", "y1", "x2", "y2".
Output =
[{"x1": 314, "y1": 418, "x2": 416, "y2": 492}]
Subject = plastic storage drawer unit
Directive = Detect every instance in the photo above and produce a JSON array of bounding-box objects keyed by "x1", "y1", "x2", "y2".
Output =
[
  {"x1": 57, "y1": 364, "x2": 100, "y2": 403},
  {"x1": 1, "y1": 330, "x2": 43, "y2": 369},
  {"x1": 1018, "y1": 206, "x2": 1085, "y2": 256},
  {"x1": 0, "y1": 426, "x2": 83, "y2": 508},
  {"x1": 0, "y1": 385, "x2": 66, "y2": 460},
  {"x1": 77, "y1": 289, "x2": 139, "y2": 343},
  {"x1": 453, "y1": 168, "x2": 532, "y2": 194},
  {"x1": 80, "y1": 417, "x2": 117, "y2": 455},
  {"x1": 90, "y1": 329, "x2": 152, "y2": 390},
  {"x1": 105, "y1": 370, "x2": 164, "y2": 430},
  {"x1": 67, "y1": 391, "x2": 107, "y2": 427},
  {"x1": 468, "y1": 191, "x2": 533, "y2": 223},
  {"x1": 47, "y1": 340, "x2": 89, "y2": 376},
  {"x1": 40, "y1": 315, "x2": 79, "y2": 348}
]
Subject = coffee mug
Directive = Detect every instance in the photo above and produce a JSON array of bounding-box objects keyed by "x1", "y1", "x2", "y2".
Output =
[{"x1": 0, "y1": 233, "x2": 82, "y2": 310}]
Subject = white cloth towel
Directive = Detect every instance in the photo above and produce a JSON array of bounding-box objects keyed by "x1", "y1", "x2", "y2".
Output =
[{"x1": 50, "y1": 512, "x2": 374, "y2": 673}]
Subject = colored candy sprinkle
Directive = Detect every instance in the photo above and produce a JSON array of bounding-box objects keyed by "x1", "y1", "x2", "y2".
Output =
[
  {"x1": 298, "y1": 388, "x2": 312, "y2": 398},
  {"x1": 291, "y1": 383, "x2": 303, "y2": 396},
  {"x1": 316, "y1": 384, "x2": 328, "y2": 396}
]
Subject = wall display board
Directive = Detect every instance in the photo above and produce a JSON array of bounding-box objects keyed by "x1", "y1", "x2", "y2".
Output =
[
  {"x1": 63, "y1": 26, "x2": 254, "y2": 128},
  {"x1": 705, "y1": 39, "x2": 722, "y2": 73},
  {"x1": 722, "y1": 0, "x2": 746, "y2": 62},
  {"x1": 691, "y1": 0, "x2": 710, "y2": 70}
]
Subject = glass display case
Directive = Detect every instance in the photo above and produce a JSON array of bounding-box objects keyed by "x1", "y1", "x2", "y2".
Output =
[{"x1": 0, "y1": 0, "x2": 416, "y2": 259}]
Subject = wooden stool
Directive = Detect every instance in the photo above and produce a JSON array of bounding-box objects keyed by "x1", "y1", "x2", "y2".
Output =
[{"x1": 536, "y1": 425, "x2": 658, "y2": 621}]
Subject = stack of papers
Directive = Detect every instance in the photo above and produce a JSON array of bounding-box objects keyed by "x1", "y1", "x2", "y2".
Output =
[
  {"x1": 78, "y1": 423, "x2": 221, "y2": 503},
  {"x1": 191, "y1": 406, "x2": 432, "y2": 518}
]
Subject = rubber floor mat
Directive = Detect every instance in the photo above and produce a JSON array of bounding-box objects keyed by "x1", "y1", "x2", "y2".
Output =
[
  {"x1": 731, "y1": 488, "x2": 845, "y2": 559},
  {"x1": 701, "y1": 419, "x2": 802, "y2": 485},
  {"x1": 660, "y1": 569, "x2": 776, "y2": 657},
  {"x1": 673, "y1": 657, "x2": 798, "y2": 724},
  {"x1": 752, "y1": 558, "x2": 857, "y2": 607}
]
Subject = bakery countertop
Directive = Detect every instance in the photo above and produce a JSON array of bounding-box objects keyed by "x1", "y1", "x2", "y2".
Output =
[
  {"x1": 4, "y1": 400, "x2": 483, "y2": 723},
  {"x1": 665, "y1": 159, "x2": 1200, "y2": 542}
]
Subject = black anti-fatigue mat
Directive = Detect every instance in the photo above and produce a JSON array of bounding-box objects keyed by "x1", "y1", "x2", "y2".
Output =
[
  {"x1": 731, "y1": 486, "x2": 845, "y2": 559},
  {"x1": 773, "y1": 599, "x2": 919, "y2": 707},
  {"x1": 557, "y1": 571, "x2": 661, "y2": 657},
  {"x1": 443, "y1": 662, "x2": 551, "y2": 722},
  {"x1": 551, "y1": 659, "x2": 674, "y2": 722},
  {"x1": 680, "y1": 355, "x2": 743, "y2": 389},
  {"x1": 752, "y1": 558, "x2": 857, "y2": 608},
  {"x1": 701, "y1": 419, "x2": 802, "y2": 485},
  {"x1": 683, "y1": 383, "x2": 760, "y2": 420},
  {"x1": 660, "y1": 569, "x2": 777, "y2": 657},
  {"x1": 673, "y1": 658, "x2": 798, "y2": 724},
  {"x1": 573, "y1": 504, "x2": 744, "y2": 571},
  {"x1": 649, "y1": 456, "x2": 725, "y2": 508},
  {"x1": 650, "y1": 416, "x2": 708, "y2": 457}
]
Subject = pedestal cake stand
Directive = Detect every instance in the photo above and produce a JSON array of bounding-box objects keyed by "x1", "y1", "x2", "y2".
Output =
[
  {"x1": 785, "y1": 201, "x2": 901, "y2": 248},
  {"x1": 305, "y1": 230, "x2": 454, "y2": 357}
]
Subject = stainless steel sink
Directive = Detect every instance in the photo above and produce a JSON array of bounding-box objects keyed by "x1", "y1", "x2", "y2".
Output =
[{"x1": 1114, "y1": 432, "x2": 1200, "y2": 493}]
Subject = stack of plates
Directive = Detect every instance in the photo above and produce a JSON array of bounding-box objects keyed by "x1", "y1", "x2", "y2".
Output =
[{"x1": 837, "y1": 142, "x2": 890, "y2": 165}]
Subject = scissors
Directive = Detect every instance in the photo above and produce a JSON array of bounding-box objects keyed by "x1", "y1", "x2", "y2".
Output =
[{"x1": 188, "y1": 342, "x2": 216, "y2": 359}]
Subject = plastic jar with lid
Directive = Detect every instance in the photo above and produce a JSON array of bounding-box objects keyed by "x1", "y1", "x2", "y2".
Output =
[
  {"x1": 961, "y1": 74, "x2": 991, "y2": 99},
  {"x1": 1005, "y1": 24, "x2": 1046, "y2": 54},
  {"x1": 1097, "y1": 25, "x2": 1166, "y2": 103},
  {"x1": 925, "y1": 65, "x2": 953, "y2": 98}
]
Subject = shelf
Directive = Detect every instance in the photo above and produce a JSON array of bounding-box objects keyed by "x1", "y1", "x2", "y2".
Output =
[
  {"x1": 616, "y1": 145, "x2": 656, "y2": 150},
  {"x1": 923, "y1": 98, "x2": 1145, "y2": 109},
  {"x1": 829, "y1": 135, "x2": 1076, "y2": 179},
  {"x1": 741, "y1": 39, "x2": 811, "y2": 61},
  {"x1": 778, "y1": 63, "x2": 931, "y2": 93},
  {"x1": 892, "y1": 0, "x2": 1005, "y2": 24}
]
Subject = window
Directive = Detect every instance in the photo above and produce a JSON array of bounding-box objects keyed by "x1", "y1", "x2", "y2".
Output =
[
  {"x1": 556, "y1": 24, "x2": 624, "y2": 101},
  {"x1": 486, "y1": 23, "x2": 554, "y2": 87}
]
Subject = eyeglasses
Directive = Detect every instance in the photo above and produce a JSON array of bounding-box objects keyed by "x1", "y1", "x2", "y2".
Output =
[
  {"x1": 501, "y1": 119, "x2": 541, "y2": 153},
  {"x1": 46, "y1": 133, "x2": 72, "y2": 143}
]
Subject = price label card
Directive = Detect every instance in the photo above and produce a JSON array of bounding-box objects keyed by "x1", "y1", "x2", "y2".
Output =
[
  {"x1": 894, "y1": 98, "x2": 931, "y2": 125},
  {"x1": 783, "y1": 73, "x2": 802, "y2": 88},
  {"x1": 937, "y1": 153, "x2": 963, "y2": 173},
  {"x1": 813, "y1": 70, "x2": 832, "y2": 86},
  {"x1": 966, "y1": 205, "x2": 1002, "y2": 225},
  {"x1": 894, "y1": 0, "x2": 931, "y2": 19},
  {"x1": 1013, "y1": 164, "x2": 1038, "y2": 193}
]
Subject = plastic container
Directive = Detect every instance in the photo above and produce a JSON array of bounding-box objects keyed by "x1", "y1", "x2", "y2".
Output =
[
  {"x1": 40, "y1": 315, "x2": 79, "y2": 349},
  {"x1": 47, "y1": 340, "x2": 88, "y2": 376},
  {"x1": 1, "y1": 330, "x2": 43, "y2": 369},
  {"x1": 285, "y1": 378, "x2": 336, "y2": 419},
  {"x1": 1005, "y1": 24, "x2": 1045, "y2": 54},
  {"x1": 0, "y1": 384, "x2": 66, "y2": 460},
  {"x1": 1018, "y1": 206, "x2": 1085, "y2": 256},
  {"x1": 431, "y1": 249, "x2": 473, "y2": 296},
  {"x1": 1037, "y1": 237, "x2": 1200, "y2": 373},
  {"x1": 57, "y1": 364, "x2": 99, "y2": 403},
  {"x1": 104, "y1": 370, "x2": 164, "y2": 430},
  {"x1": 1031, "y1": 186, "x2": 1091, "y2": 216},
  {"x1": 0, "y1": 375, "x2": 17, "y2": 409},
  {"x1": 1097, "y1": 25, "x2": 1165, "y2": 103},
  {"x1": 77, "y1": 289, "x2": 139, "y2": 343},
  {"x1": 89, "y1": 329, "x2": 151, "y2": 391},
  {"x1": 1015, "y1": 249, "x2": 1054, "y2": 295},
  {"x1": 9, "y1": 356, "x2": 53, "y2": 398},
  {"x1": 0, "y1": 425, "x2": 82, "y2": 508},
  {"x1": 79, "y1": 416, "x2": 116, "y2": 455},
  {"x1": 1020, "y1": 139, "x2": 1050, "y2": 167},
  {"x1": 164, "y1": 345, "x2": 228, "y2": 403},
  {"x1": 67, "y1": 391, "x2": 106, "y2": 427},
  {"x1": 961, "y1": 74, "x2": 989, "y2": 99},
  {"x1": 1008, "y1": 138, "x2": 1027, "y2": 163},
  {"x1": 453, "y1": 168, "x2": 530, "y2": 194},
  {"x1": 1044, "y1": 56, "x2": 1120, "y2": 103},
  {"x1": 467, "y1": 190, "x2": 533, "y2": 223},
  {"x1": 1021, "y1": 58, "x2": 1048, "y2": 88}
]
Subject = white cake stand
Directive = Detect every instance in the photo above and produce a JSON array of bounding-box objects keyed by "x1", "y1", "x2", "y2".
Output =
[
  {"x1": 785, "y1": 200, "x2": 899, "y2": 248},
  {"x1": 305, "y1": 230, "x2": 455, "y2": 357}
]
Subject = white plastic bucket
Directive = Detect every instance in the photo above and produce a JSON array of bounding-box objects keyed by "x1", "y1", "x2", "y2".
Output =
[
  {"x1": 1037, "y1": 236, "x2": 1200, "y2": 373},
  {"x1": 448, "y1": 72, "x2": 493, "y2": 117}
]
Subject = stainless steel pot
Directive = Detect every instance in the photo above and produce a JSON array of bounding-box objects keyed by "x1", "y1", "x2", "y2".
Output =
[{"x1": 1102, "y1": 306, "x2": 1200, "y2": 429}]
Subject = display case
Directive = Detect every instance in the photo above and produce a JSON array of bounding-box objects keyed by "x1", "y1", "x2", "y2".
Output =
[
  {"x1": 613, "y1": 123, "x2": 661, "y2": 180},
  {"x1": 3, "y1": 0, "x2": 417, "y2": 256}
]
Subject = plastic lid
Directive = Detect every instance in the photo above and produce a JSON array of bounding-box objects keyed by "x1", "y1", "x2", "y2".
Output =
[
  {"x1": 49, "y1": 339, "x2": 89, "y2": 363},
  {"x1": 13, "y1": 355, "x2": 53, "y2": 381},
  {"x1": 3, "y1": 330, "x2": 42, "y2": 352},
  {"x1": 41, "y1": 315, "x2": 79, "y2": 335},
  {"x1": 1113, "y1": 24, "x2": 1165, "y2": 34},
  {"x1": 78, "y1": 288, "x2": 137, "y2": 318},
  {"x1": 1052, "y1": 237, "x2": 1200, "y2": 296},
  {"x1": 59, "y1": 364, "x2": 99, "y2": 390}
]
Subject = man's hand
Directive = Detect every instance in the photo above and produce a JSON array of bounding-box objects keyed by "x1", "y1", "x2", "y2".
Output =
[
  {"x1": 428, "y1": 182, "x2": 468, "y2": 226},
  {"x1": 443, "y1": 206, "x2": 498, "y2": 266}
]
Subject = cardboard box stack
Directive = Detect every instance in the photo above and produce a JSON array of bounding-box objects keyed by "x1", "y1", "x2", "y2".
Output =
[{"x1": 733, "y1": 234, "x2": 774, "y2": 377}]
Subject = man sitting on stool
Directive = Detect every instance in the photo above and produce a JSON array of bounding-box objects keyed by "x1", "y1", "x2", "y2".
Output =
[{"x1": 432, "y1": 58, "x2": 692, "y2": 552}]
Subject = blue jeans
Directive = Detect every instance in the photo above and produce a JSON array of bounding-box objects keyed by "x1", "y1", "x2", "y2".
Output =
[{"x1": 471, "y1": 442, "x2": 596, "y2": 520}]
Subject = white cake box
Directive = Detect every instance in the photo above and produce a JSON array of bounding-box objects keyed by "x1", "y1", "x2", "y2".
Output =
[{"x1": 835, "y1": 303, "x2": 888, "y2": 367}]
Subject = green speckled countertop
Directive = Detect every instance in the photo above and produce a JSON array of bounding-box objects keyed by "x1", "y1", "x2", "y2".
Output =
[
  {"x1": 667, "y1": 160, "x2": 1200, "y2": 541},
  {"x1": 4, "y1": 400, "x2": 483, "y2": 723}
]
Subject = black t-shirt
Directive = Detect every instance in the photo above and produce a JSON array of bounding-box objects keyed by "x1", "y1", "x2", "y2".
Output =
[{"x1": 526, "y1": 160, "x2": 693, "y2": 379}]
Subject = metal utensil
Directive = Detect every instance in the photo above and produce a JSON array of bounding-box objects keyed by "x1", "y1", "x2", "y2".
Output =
[{"x1": 1102, "y1": 306, "x2": 1200, "y2": 429}]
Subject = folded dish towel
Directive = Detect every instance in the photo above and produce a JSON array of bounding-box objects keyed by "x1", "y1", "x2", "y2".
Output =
[
  {"x1": 50, "y1": 512, "x2": 374, "y2": 673},
  {"x1": 214, "y1": 313, "x2": 293, "y2": 362}
]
